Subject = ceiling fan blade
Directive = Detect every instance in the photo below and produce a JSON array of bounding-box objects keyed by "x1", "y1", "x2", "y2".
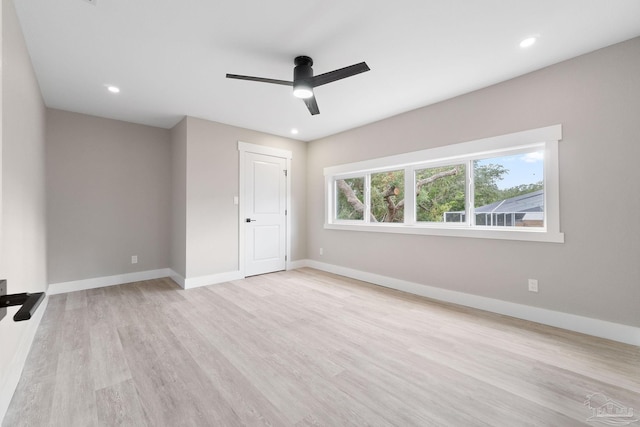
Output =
[
  {"x1": 226, "y1": 74, "x2": 293, "y2": 86},
  {"x1": 310, "y1": 62, "x2": 370, "y2": 88},
  {"x1": 303, "y1": 95, "x2": 320, "y2": 115}
]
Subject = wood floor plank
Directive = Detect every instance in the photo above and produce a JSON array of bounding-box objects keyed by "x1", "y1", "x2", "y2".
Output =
[
  {"x1": 64, "y1": 290, "x2": 88, "y2": 311},
  {"x1": 38, "y1": 293, "x2": 67, "y2": 326},
  {"x1": 49, "y1": 347, "x2": 98, "y2": 427},
  {"x1": 2, "y1": 377, "x2": 55, "y2": 427},
  {"x1": 117, "y1": 303, "x2": 243, "y2": 426},
  {"x1": 95, "y1": 379, "x2": 149, "y2": 427},
  {"x1": 59, "y1": 306, "x2": 91, "y2": 353},
  {"x1": 5, "y1": 268, "x2": 639, "y2": 426},
  {"x1": 16, "y1": 322, "x2": 60, "y2": 385},
  {"x1": 86, "y1": 288, "x2": 114, "y2": 327},
  {"x1": 90, "y1": 322, "x2": 132, "y2": 390},
  {"x1": 178, "y1": 294, "x2": 314, "y2": 423},
  {"x1": 160, "y1": 306, "x2": 292, "y2": 427}
]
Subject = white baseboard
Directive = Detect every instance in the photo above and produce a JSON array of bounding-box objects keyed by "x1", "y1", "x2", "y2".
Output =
[
  {"x1": 47, "y1": 268, "x2": 172, "y2": 295},
  {"x1": 168, "y1": 270, "x2": 185, "y2": 288},
  {"x1": 46, "y1": 267, "x2": 245, "y2": 294},
  {"x1": 180, "y1": 263, "x2": 311, "y2": 288},
  {"x1": 183, "y1": 270, "x2": 243, "y2": 289},
  {"x1": 296, "y1": 259, "x2": 640, "y2": 346},
  {"x1": 287, "y1": 259, "x2": 308, "y2": 270},
  {"x1": 0, "y1": 295, "x2": 49, "y2": 424}
]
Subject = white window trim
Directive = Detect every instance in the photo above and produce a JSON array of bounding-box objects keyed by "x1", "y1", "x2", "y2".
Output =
[{"x1": 324, "y1": 125, "x2": 564, "y2": 243}]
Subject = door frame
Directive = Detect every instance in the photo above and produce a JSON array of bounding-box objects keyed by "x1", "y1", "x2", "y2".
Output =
[{"x1": 238, "y1": 141, "x2": 292, "y2": 278}]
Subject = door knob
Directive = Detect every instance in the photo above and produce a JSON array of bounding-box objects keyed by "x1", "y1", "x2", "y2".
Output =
[{"x1": 245, "y1": 218, "x2": 256, "y2": 223}]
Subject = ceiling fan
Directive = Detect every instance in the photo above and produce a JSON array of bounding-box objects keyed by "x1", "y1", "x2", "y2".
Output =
[{"x1": 226, "y1": 56, "x2": 370, "y2": 115}]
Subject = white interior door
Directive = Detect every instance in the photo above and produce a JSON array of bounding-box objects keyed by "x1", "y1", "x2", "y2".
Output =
[{"x1": 244, "y1": 152, "x2": 287, "y2": 277}]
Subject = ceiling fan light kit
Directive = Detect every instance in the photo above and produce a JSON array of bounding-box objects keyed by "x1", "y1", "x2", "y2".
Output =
[
  {"x1": 226, "y1": 55, "x2": 370, "y2": 115},
  {"x1": 293, "y1": 83, "x2": 313, "y2": 99}
]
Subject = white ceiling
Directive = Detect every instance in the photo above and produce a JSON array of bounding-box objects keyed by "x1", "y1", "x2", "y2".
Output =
[{"x1": 13, "y1": 0, "x2": 640, "y2": 141}]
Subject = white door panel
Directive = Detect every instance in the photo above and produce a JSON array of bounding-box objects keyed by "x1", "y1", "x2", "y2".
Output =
[
  {"x1": 252, "y1": 226, "x2": 280, "y2": 260},
  {"x1": 253, "y1": 161, "x2": 281, "y2": 214}
]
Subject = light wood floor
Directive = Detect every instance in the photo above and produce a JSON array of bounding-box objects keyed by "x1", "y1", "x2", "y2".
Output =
[{"x1": 4, "y1": 268, "x2": 639, "y2": 426}]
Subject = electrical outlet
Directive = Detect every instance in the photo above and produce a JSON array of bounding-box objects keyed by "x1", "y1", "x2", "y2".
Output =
[
  {"x1": 131, "y1": 255, "x2": 138, "y2": 264},
  {"x1": 319, "y1": 248, "x2": 324, "y2": 255},
  {"x1": 528, "y1": 279, "x2": 538, "y2": 292}
]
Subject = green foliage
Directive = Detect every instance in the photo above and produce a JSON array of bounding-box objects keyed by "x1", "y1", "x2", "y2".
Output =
[
  {"x1": 498, "y1": 182, "x2": 544, "y2": 199},
  {"x1": 336, "y1": 178, "x2": 364, "y2": 220},
  {"x1": 473, "y1": 162, "x2": 507, "y2": 207},
  {"x1": 416, "y1": 165, "x2": 466, "y2": 222},
  {"x1": 370, "y1": 170, "x2": 404, "y2": 222}
]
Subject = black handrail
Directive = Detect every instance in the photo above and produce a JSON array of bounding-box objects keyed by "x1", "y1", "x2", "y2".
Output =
[{"x1": 0, "y1": 291, "x2": 46, "y2": 322}]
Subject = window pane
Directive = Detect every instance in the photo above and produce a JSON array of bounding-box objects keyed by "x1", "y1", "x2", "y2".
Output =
[
  {"x1": 335, "y1": 177, "x2": 365, "y2": 220},
  {"x1": 474, "y1": 151, "x2": 544, "y2": 227},
  {"x1": 415, "y1": 164, "x2": 466, "y2": 223},
  {"x1": 370, "y1": 170, "x2": 404, "y2": 223}
]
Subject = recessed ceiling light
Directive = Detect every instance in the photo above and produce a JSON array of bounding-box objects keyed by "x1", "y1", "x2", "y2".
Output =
[
  {"x1": 291, "y1": 128, "x2": 299, "y2": 135},
  {"x1": 107, "y1": 85, "x2": 120, "y2": 93},
  {"x1": 519, "y1": 37, "x2": 537, "y2": 48}
]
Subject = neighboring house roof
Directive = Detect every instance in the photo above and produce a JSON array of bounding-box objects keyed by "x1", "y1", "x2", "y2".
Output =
[{"x1": 475, "y1": 190, "x2": 544, "y2": 214}]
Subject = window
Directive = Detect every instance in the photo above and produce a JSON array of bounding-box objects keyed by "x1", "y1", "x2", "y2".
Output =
[
  {"x1": 335, "y1": 177, "x2": 365, "y2": 221},
  {"x1": 472, "y1": 152, "x2": 544, "y2": 228},
  {"x1": 370, "y1": 170, "x2": 404, "y2": 223},
  {"x1": 325, "y1": 125, "x2": 563, "y2": 243},
  {"x1": 415, "y1": 164, "x2": 466, "y2": 223}
]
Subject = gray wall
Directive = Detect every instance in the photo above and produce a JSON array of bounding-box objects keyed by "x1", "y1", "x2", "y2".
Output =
[
  {"x1": 308, "y1": 37, "x2": 640, "y2": 327},
  {"x1": 170, "y1": 118, "x2": 187, "y2": 277},
  {"x1": 182, "y1": 117, "x2": 307, "y2": 279},
  {"x1": 45, "y1": 110, "x2": 308, "y2": 284},
  {"x1": 46, "y1": 109, "x2": 172, "y2": 283},
  {"x1": 0, "y1": 0, "x2": 47, "y2": 412}
]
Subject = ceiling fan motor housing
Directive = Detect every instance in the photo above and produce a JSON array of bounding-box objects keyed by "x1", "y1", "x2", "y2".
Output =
[{"x1": 294, "y1": 56, "x2": 313, "y2": 82}]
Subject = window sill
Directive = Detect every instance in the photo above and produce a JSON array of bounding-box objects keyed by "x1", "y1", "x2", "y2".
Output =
[{"x1": 325, "y1": 222, "x2": 565, "y2": 243}]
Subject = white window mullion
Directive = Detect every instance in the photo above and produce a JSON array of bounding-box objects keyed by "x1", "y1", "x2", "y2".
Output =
[
  {"x1": 544, "y1": 139, "x2": 560, "y2": 233},
  {"x1": 328, "y1": 176, "x2": 334, "y2": 224},
  {"x1": 404, "y1": 167, "x2": 416, "y2": 224},
  {"x1": 365, "y1": 174, "x2": 371, "y2": 223},
  {"x1": 467, "y1": 159, "x2": 475, "y2": 226}
]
